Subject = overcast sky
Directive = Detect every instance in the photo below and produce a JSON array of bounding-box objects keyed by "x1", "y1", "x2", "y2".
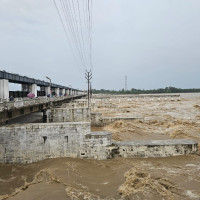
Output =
[{"x1": 0, "y1": 0, "x2": 200, "y2": 90}]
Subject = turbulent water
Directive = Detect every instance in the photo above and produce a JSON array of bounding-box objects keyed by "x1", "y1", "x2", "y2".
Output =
[
  {"x1": 1, "y1": 93, "x2": 200, "y2": 199},
  {"x1": 1, "y1": 156, "x2": 200, "y2": 200}
]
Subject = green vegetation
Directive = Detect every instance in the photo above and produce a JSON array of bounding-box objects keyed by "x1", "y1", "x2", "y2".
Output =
[{"x1": 92, "y1": 87, "x2": 200, "y2": 94}]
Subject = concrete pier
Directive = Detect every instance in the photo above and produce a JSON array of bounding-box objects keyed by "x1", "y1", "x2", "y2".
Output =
[
  {"x1": 0, "y1": 121, "x2": 198, "y2": 164},
  {"x1": 0, "y1": 79, "x2": 9, "y2": 99},
  {"x1": 114, "y1": 139, "x2": 198, "y2": 158}
]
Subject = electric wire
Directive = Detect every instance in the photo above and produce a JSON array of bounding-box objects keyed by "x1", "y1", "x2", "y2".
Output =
[
  {"x1": 53, "y1": 0, "x2": 93, "y2": 72},
  {"x1": 53, "y1": 0, "x2": 82, "y2": 71},
  {"x1": 61, "y1": 0, "x2": 86, "y2": 69}
]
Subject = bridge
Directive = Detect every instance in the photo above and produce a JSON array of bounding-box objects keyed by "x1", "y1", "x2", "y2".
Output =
[
  {"x1": 0, "y1": 95, "x2": 86, "y2": 123},
  {"x1": 0, "y1": 70, "x2": 86, "y2": 123},
  {"x1": 0, "y1": 70, "x2": 84, "y2": 100}
]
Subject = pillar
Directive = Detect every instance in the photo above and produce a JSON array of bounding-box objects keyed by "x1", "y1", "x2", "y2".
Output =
[
  {"x1": 0, "y1": 79, "x2": 9, "y2": 100},
  {"x1": 44, "y1": 86, "x2": 51, "y2": 96},
  {"x1": 22, "y1": 84, "x2": 37, "y2": 97},
  {"x1": 29, "y1": 84, "x2": 37, "y2": 97},
  {"x1": 61, "y1": 88, "x2": 65, "y2": 96},
  {"x1": 65, "y1": 89, "x2": 68, "y2": 95},
  {"x1": 55, "y1": 88, "x2": 59, "y2": 96}
]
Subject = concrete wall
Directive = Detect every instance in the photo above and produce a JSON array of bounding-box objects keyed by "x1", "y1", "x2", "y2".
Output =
[
  {"x1": 0, "y1": 122, "x2": 198, "y2": 164},
  {"x1": 50, "y1": 108, "x2": 91, "y2": 122},
  {"x1": 80, "y1": 132, "x2": 112, "y2": 160},
  {"x1": 91, "y1": 112, "x2": 103, "y2": 126},
  {"x1": 0, "y1": 122, "x2": 112, "y2": 164},
  {"x1": 114, "y1": 140, "x2": 198, "y2": 158},
  {"x1": 61, "y1": 102, "x2": 88, "y2": 108},
  {"x1": 91, "y1": 112, "x2": 143, "y2": 127}
]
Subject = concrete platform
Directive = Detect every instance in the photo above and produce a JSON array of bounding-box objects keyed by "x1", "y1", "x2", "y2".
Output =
[
  {"x1": 90, "y1": 131, "x2": 111, "y2": 136},
  {"x1": 114, "y1": 139, "x2": 198, "y2": 146},
  {"x1": 114, "y1": 139, "x2": 198, "y2": 158}
]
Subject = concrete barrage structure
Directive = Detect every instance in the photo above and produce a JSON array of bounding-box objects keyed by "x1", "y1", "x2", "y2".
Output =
[
  {"x1": 0, "y1": 122, "x2": 112, "y2": 164},
  {"x1": 0, "y1": 122, "x2": 198, "y2": 164},
  {"x1": 91, "y1": 112, "x2": 143, "y2": 127},
  {"x1": 50, "y1": 107, "x2": 91, "y2": 123},
  {"x1": 0, "y1": 95, "x2": 86, "y2": 123},
  {"x1": 114, "y1": 140, "x2": 198, "y2": 158}
]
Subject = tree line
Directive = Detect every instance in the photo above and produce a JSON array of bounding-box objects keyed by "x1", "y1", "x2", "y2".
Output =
[{"x1": 92, "y1": 87, "x2": 200, "y2": 94}]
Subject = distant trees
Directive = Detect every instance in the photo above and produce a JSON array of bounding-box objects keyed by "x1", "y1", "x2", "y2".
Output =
[{"x1": 92, "y1": 86, "x2": 200, "y2": 94}]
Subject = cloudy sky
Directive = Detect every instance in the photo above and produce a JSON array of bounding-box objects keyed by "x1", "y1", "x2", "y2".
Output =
[{"x1": 0, "y1": 0, "x2": 200, "y2": 91}]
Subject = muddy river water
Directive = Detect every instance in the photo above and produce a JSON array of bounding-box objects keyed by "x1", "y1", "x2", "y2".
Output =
[{"x1": 0, "y1": 93, "x2": 200, "y2": 200}]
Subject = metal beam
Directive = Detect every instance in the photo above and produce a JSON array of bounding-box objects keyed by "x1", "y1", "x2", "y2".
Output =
[{"x1": 0, "y1": 70, "x2": 82, "y2": 92}]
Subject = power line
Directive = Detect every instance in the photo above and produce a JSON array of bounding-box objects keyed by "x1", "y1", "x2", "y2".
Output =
[
  {"x1": 61, "y1": 0, "x2": 86, "y2": 69},
  {"x1": 53, "y1": 0, "x2": 82, "y2": 71},
  {"x1": 53, "y1": 0, "x2": 93, "y2": 72},
  {"x1": 66, "y1": 0, "x2": 86, "y2": 68},
  {"x1": 53, "y1": 0, "x2": 93, "y2": 92}
]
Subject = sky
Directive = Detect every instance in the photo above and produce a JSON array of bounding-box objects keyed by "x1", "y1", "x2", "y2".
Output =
[{"x1": 0, "y1": 0, "x2": 200, "y2": 91}]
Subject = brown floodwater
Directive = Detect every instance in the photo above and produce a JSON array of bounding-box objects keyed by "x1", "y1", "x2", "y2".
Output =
[
  {"x1": 0, "y1": 156, "x2": 200, "y2": 200},
  {"x1": 1, "y1": 93, "x2": 200, "y2": 199}
]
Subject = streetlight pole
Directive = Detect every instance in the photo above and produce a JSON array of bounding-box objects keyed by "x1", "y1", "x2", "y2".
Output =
[
  {"x1": 69, "y1": 85, "x2": 72, "y2": 96},
  {"x1": 46, "y1": 76, "x2": 52, "y2": 97}
]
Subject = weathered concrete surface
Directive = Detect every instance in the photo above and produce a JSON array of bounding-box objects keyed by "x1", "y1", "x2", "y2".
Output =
[
  {"x1": 0, "y1": 119, "x2": 198, "y2": 164},
  {"x1": 50, "y1": 107, "x2": 91, "y2": 122},
  {"x1": 92, "y1": 94, "x2": 180, "y2": 99},
  {"x1": 0, "y1": 79, "x2": 9, "y2": 100},
  {"x1": 0, "y1": 95, "x2": 86, "y2": 123},
  {"x1": 0, "y1": 96, "x2": 72, "y2": 112},
  {"x1": 61, "y1": 101, "x2": 88, "y2": 108},
  {"x1": 91, "y1": 112, "x2": 143, "y2": 127},
  {"x1": 114, "y1": 139, "x2": 198, "y2": 158},
  {"x1": 0, "y1": 123, "x2": 112, "y2": 164},
  {"x1": 80, "y1": 132, "x2": 112, "y2": 160}
]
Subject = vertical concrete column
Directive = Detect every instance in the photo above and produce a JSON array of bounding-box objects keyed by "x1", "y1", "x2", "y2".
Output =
[
  {"x1": 22, "y1": 84, "x2": 37, "y2": 97},
  {"x1": 0, "y1": 79, "x2": 9, "y2": 100},
  {"x1": 29, "y1": 84, "x2": 37, "y2": 97},
  {"x1": 45, "y1": 86, "x2": 50, "y2": 96},
  {"x1": 55, "y1": 88, "x2": 59, "y2": 96},
  {"x1": 65, "y1": 89, "x2": 68, "y2": 95},
  {"x1": 61, "y1": 89, "x2": 65, "y2": 96}
]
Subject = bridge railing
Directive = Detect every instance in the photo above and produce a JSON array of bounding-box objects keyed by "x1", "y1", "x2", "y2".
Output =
[{"x1": 0, "y1": 95, "x2": 84, "y2": 112}]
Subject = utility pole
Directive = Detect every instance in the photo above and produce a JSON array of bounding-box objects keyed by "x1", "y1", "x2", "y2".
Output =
[
  {"x1": 46, "y1": 76, "x2": 52, "y2": 97},
  {"x1": 85, "y1": 70, "x2": 92, "y2": 108}
]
